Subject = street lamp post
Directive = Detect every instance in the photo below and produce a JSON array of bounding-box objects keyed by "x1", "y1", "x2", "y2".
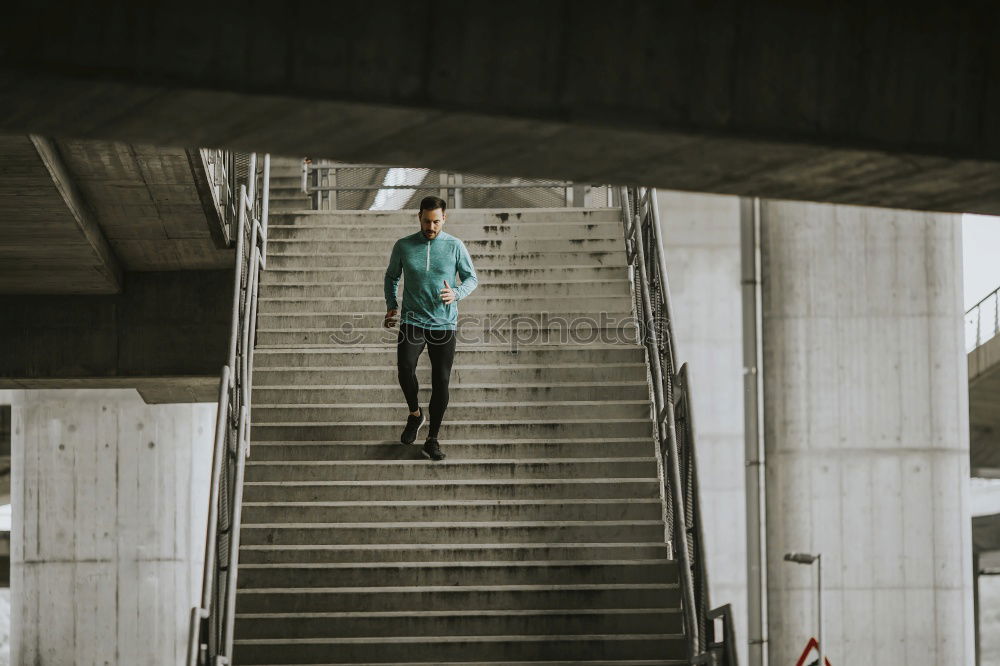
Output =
[{"x1": 785, "y1": 552, "x2": 823, "y2": 666}]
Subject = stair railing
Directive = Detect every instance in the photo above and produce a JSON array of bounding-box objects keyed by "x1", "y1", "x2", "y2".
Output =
[
  {"x1": 187, "y1": 153, "x2": 271, "y2": 666},
  {"x1": 621, "y1": 186, "x2": 736, "y2": 665}
]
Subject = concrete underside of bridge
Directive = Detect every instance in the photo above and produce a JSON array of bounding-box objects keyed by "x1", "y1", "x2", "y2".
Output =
[
  {"x1": 0, "y1": 271, "x2": 231, "y2": 403},
  {"x1": 2, "y1": 3, "x2": 1000, "y2": 215}
]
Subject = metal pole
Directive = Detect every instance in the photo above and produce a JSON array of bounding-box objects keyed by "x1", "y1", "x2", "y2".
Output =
[
  {"x1": 817, "y1": 554, "x2": 823, "y2": 666},
  {"x1": 741, "y1": 196, "x2": 767, "y2": 666}
]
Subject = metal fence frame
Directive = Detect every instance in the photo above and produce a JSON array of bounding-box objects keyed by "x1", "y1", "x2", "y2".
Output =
[
  {"x1": 302, "y1": 160, "x2": 613, "y2": 210},
  {"x1": 967, "y1": 286, "x2": 1000, "y2": 352}
]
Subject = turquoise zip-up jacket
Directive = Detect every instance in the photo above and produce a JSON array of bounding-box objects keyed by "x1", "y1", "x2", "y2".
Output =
[{"x1": 384, "y1": 230, "x2": 479, "y2": 331}]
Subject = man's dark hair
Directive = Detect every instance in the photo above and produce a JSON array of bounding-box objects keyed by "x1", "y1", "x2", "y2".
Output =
[{"x1": 419, "y1": 195, "x2": 447, "y2": 214}]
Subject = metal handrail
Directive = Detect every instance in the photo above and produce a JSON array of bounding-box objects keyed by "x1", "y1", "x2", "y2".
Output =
[
  {"x1": 187, "y1": 152, "x2": 270, "y2": 666},
  {"x1": 621, "y1": 186, "x2": 734, "y2": 664},
  {"x1": 301, "y1": 160, "x2": 607, "y2": 210},
  {"x1": 966, "y1": 284, "x2": 1000, "y2": 352}
]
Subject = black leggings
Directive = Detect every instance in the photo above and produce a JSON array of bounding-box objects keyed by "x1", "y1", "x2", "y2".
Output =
[{"x1": 396, "y1": 322, "x2": 457, "y2": 439}]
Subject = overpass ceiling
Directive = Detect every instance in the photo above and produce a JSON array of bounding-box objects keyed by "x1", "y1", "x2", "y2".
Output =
[
  {"x1": 2, "y1": 4, "x2": 1000, "y2": 214},
  {"x1": 53, "y1": 140, "x2": 231, "y2": 271},
  {"x1": 972, "y1": 335, "x2": 1000, "y2": 478},
  {"x1": 0, "y1": 134, "x2": 119, "y2": 293},
  {"x1": 0, "y1": 134, "x2": 229, "y2": 294}
]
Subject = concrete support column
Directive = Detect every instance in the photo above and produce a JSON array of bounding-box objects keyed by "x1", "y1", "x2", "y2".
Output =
[
  {"x1": 759, "y1": 201, "x2": 974, "y2": 665},
  {"x1": 656, "y1": 190, "x2": 748, "y2": 665},
  {"x1": 8, "y1": 389, "x2": 214, "y2": 664}
]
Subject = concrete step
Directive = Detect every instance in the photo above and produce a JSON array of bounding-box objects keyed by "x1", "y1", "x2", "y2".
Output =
[
  {"x1": 251, "y1": 363, "x2": 648, "y2": 385},
  {"x1": 266, "y1": 251, "x2": 627, "y2": 269},
  {"x1": 249, "y1": 420, "x2": 653, "y2": 442},
  {"x1": 242, "y1": 478, "x2": 661, "y2": 502},
  {"x1": 243, "y1": 457, "x2": 657, "y2": 481},
  {"x1": 252, "y1": 345, "x2": 644, "y2": 367},
  {"x1": 257, "y1": 312, "x2": 635, "y2": 330},
  {"x1": 234, "y1": 607, "x2": 683, "y2": 640},
  {"x1": 252, "y1": 383, "x2": 650, "y2": 404},
  {"x1": 241, "y1": 499, "x2": 663, "y2": 526},
  {"x1": 237, "y1": 542, "x2": 670, "y2": 564},
  {"x1": 231, "y1": 632, "x2": 685, "y2": 663},
  {"x1": 268, "y1": 208, "x2": 622, "y2": 226},
  {"x1": 240, "y1": 520, "x2": 665, "y2": 547},
  {"x1": 237, "y1": 558, "x2": 675, "y2": 589},
  {"x1": 257, "y1": 325, "x2": 639, "y2": 346},
  {"x1": 267, "y1": 221, "x2": 623, "y2": 241},
  {"x1": 258, "y1": 294, "x2": 632, "y2": 313},
  {"x1": 252, "y1": 401, "x2": 651, "y2": 423},
  {"x1": 247, "y1": 439, "x2": 654, "y2": 461},
  {"x1": 259, "y1": 279, "x2": 632, "y2": 298},
  {"x1": 235, "y1": 581, "x2": 677, "y2": 613},
  {"x1": 268, "y1": 237, "x2": 624, "y2": 255},
  {"x1": 261, "y1": 265, "x2": 628, "y2": 283},
  {"x1": 269, "y1": 175, "x2": 304, "y2": 187}
]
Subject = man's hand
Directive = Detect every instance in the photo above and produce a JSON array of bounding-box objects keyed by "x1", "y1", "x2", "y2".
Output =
[
  {"x1": 440, "y1": 280, "x2": 456, "y2": 305},
  {"x1": 384, "y1": 308, "x2": 399, "y2": 328}
]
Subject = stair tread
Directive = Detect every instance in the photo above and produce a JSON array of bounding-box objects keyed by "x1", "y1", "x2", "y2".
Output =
[
  {"x1": 244, "y1": 478, "x2": 658, "y2": 485},
  {"x1": 239, "y1": 558, "x2": 670, "y2": 569},
  {"x1": 240, "y1": 541, "x2": 668, "y2": 550},
  {"x1": 238, "y1": 583, "x2": 676, "y2": 594},
  {"x1": 237, "y1": 608, "x2": 679, "y2": 617},
  {"x1": 247, "y1": 457, "x2": 654, "y2": 465},
  {"x1": 233, "y1": 633, "x2": 682, "y2": 644}
]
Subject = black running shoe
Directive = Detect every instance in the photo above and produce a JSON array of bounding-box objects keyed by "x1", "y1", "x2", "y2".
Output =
[
  {"x1": 422, "y1": 437, "x2": 446, "y2": 461},
  {"x1": 400, "y1": 409, "x2": 425, "y2": 445}
]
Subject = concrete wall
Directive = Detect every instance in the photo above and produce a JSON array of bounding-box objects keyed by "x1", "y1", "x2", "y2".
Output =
[
  {"x1": 6, "y1": 389, "x2": 213, "y2": 664},
  {"x1": 759, "y1": 201, "x2": 974, "y2": 665},
  {"x1": 656, "y1": 191, "x2": 748, "y2": 664}
]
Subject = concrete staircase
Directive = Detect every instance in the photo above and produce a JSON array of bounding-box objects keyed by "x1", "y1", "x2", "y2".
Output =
[
  {"x1": 268, "y1": 155, "x2": 312, "y2": 213},
  {"x1": 233, "y1": 206, "x2": 687, "y2": 664}
]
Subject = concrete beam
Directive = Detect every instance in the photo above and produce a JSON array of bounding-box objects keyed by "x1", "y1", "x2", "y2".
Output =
[
  {"x1": 2, "y1": 3, "x2": 1000, "y2": 213},
  {"x1": 28, "y1": 135, "x2": 123, "y2": 291},
  {"x1": 0, "y1": 270, "x2": 232, "y2": 403}
]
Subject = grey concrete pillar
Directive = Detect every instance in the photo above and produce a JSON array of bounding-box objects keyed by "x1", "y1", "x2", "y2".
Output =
[
  {"x1": 8, "y1": 389, "x2": 214, "y2": 664},
  {"x1": 760, "y1": 201, "x2": 974, "y2": 665},
  {"x1": 657, "y1": 190, "x2": 748, "y2": 666}
]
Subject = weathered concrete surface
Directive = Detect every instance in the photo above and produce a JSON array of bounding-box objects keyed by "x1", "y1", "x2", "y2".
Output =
[
  {"x1": 0, "y1": 135, "x2": 230, "y2": 295},
  {"x1": 7, "y1": 389, "x2": 213, "y2": 665},
  {"x1": 0, "y1": 271, "x2": 231, "y2": 403},
  {"x1": 0, "y1": 135, "x2": 119, "y2": 294},
  {"x1": 53, "y1": 139, "x2": 231, "y2": 271},
  {"x1": 3, "y1": 3, "x2": 1000, "y2": 214},
  {"x1": 760, "y1": 201, "x2": 973, "y2": 665},
  {"x1": 970, "y1": 334, "x2": 1000, "y2": 477},
  {"x1": 656, "y1": 190, "x2": 748, "y2": 665}
]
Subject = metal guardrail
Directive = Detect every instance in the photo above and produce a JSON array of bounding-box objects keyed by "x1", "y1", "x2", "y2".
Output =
[
  {"x1": 967, "y1": 286, "x2": 1000, "y2": 352},
  {"x1": 621, "y1": 186, "x2": 736, "y2": 665},
  {"x1": 187, "y1": 153, "x2": 270, "y2": 666},
  {"x1": 301, "y1": 160, "x2": 613, "y2": 210}
]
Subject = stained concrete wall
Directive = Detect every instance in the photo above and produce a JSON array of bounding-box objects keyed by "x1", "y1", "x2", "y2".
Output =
[
  {"x1": 759, "y1": 201, "x2": 974, "y2": 665},
  {"x1": 6, "y1": 389, "x2": 213, "y2": 664},
  {"x1": 656, "y1": 190, "x2": 748, "y2": 664}
]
